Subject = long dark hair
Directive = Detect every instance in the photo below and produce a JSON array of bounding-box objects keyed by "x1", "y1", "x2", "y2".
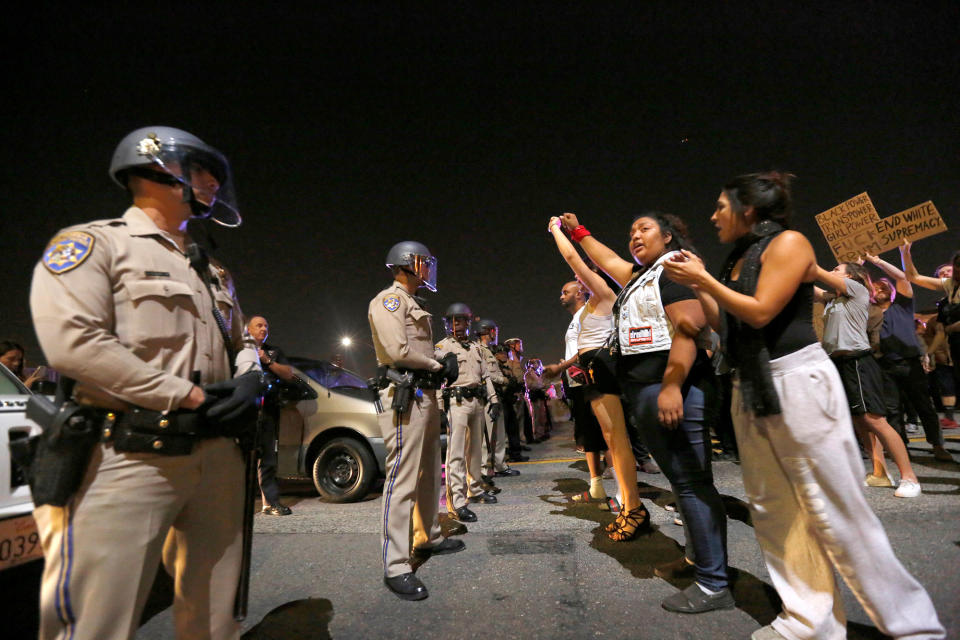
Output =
[
  {"x1": 631, "y1": 210, "x2": 699, "y2": 259},
  {"x1": 723, "y1": 171, "x2": 794, "y2": 229},
  {"x1": 841, "y1": 262, "x2": 875, "y2": 302},
  {"x1": 0, "y1": 340, "x2": 25, "y2": 377}
]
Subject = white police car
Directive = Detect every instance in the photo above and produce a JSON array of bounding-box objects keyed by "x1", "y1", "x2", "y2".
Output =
[{"x1": 0, "y1": 364, "x2": 43, "y2": 572}]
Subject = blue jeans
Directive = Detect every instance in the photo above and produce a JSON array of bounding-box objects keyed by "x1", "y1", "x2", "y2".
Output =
[{"x1": 621, "y1": 381, "x2": 729, "y2": 591}]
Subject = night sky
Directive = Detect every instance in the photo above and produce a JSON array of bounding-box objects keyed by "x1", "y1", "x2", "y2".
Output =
[{"x1": 4, "y1": 3, "x2": 959, "y2": 377}]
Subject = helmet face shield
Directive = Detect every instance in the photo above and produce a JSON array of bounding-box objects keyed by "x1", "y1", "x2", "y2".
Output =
[
  {"x1": 112, "y1": 128, "x2": 242, "y2": 228},
  {"x1": 136, "y1": 136, "x2": 241, "y2": 227},
  {"x1": 443, "y1": 315, "x2": 471, "y2": 338},
  {"x1": 408, "y1": 254, "x2": 438, "y2": 292},
  {"x1": 475, "y1": 319, "x2": 498, "y2": 345},
  {"x1": 385, "y1": 241, "x2": 437, "y2": 292}
]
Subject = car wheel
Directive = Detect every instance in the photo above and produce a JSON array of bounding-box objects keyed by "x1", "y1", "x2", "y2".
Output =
[{"x1": 312, "y1": 436, "x2": 377, "y2": 503}]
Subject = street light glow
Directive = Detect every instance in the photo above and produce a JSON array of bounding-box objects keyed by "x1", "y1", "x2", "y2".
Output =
[{"x1": 341, "y1": 336, "x2": 352, "y2": 347}]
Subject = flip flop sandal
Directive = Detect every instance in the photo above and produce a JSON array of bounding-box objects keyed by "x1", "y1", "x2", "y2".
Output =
[
  {"x1": 571, "y1": 490, "x2": 607, "y2": 505},
  {"x1": 600, "y1": 496, "x2": 621, "y2": 512}
]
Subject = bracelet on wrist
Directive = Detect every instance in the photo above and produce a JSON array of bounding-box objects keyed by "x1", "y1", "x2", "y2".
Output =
[{"x1": 570, "y1": 225, "x2": 592, "y2": 243}]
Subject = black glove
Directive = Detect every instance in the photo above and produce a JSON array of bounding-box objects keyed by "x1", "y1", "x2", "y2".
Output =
[
  {"x1": 439, "y1": 352, "x2": 459, "y2": 386},
  {"x1": 203, "y1": 371, "x2": 263, "y2": 424},
  {"x1": 487, "y1": 402, "x2": 502, "y2": 422}
]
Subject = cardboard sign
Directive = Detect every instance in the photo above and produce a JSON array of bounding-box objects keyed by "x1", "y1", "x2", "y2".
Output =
[
  {"x1": 815, "y1": 193, "x2": 884, "y2": 262},
  {"x1": 874, "y1": 201, "x2": 947, "y2": 252}
]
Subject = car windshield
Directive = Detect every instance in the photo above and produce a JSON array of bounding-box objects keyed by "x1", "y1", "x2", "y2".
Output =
[
  {"x1": 0, "y1": 363, "x2": 29, "y2": 395},
  {"x1": 288, "y1": 358, "x2": 368, "y2": 390}
]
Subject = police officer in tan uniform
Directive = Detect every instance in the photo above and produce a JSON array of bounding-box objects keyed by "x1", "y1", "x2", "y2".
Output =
[
  {"x1": 29, "y1": 126, "x2": 261, "y2": 640},
  {"x1": 475, "y1": 319, "x2": 520, "y2": 479},
  {"x1": 436, "y1": 305, "x2": 500, "y2": 523},
  {"x1": 368, "y1": 241, "x2": 464, "y2": 601},
  {"x1": 504, "y1": 337, "x2": 536, "y2": 443},
  {"x1": 492, "y1": 344, "x2": 530, "y2": 463}
]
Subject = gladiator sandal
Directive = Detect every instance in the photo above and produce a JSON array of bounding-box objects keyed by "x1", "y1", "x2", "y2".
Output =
[
  {"x1": 605, "y1": 510, "x2": 626, "y2": 533},
  {"x1": 608, "y1": 505, "x2": 651, "y2": 542}
]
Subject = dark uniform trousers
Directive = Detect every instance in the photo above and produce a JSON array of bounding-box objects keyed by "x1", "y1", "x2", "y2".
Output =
[{"x1": 258, "y1": 403, "x2": 282, "y2": 505}]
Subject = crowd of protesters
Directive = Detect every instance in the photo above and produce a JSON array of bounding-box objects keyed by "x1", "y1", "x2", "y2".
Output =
[{"x1": 535, "y1": 172, "x2": 949, "y2": 637}]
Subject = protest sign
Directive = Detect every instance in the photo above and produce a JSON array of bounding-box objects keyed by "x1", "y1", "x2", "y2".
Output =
[
  {"x1": 815, "y1": 193, "x2": 884, "y2": 262},
  {"x1": 874, "y1": 201, "x2": 947, "y2": 252}
]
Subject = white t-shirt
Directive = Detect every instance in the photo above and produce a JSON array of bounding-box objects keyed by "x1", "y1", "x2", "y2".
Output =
[{"x1": 564, "y1": 306, "x2": 586, "y2": 386}]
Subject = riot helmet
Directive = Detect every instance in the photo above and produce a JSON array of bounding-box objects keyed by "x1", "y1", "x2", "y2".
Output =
[
  {"x1": 504, "y1": 337, "x2": 523, "y2": 356},
  {"x1": 385, "y1": 241, "x2": 438, "y2": 292},
  {"x1": 475, "y1": 318, "x2": 498, "y2": 345},
  {"x1": 443, "y1": 302, "x2": 473, "y2": 339},
  {"x1": 109, "y1": 126, "x2": 241, "y2": 227}
]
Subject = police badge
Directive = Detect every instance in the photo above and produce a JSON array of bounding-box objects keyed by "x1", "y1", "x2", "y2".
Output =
[
  {"x1": 383, "y1": 294, "x2": 401, "y2": 312},
  {"x1": 42, "y1": 231, "x2": 95, "y2": 275}
]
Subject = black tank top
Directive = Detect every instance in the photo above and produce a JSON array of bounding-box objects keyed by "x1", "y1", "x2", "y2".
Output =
[{"x1": 764, "y1": 281, "x2": 817, "y2": 359}]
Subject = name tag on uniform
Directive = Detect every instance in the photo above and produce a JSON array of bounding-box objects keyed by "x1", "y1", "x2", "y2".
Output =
[{"x1": 628, "y1": 326, "x2": 652, "y2": 345}]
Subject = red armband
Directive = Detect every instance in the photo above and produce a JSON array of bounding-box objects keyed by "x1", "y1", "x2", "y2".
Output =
[{"x1": 570, "y1": 225, "x2": 592, "y2": 243}]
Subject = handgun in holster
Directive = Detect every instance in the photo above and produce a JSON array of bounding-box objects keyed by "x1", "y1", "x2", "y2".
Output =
[
  {"x1": 386, "y1": 369, "x2": 415, "y2": 414},
  {"x1": 9, "y1": 378, "x2": 101, "y2": 507}
]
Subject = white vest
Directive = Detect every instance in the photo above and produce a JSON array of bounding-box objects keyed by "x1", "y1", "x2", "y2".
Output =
[{"x1": 616, "y1": 251, "x2": 679, "y2": 356}]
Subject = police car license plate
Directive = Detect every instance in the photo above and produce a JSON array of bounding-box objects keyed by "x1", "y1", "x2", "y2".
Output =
[{"x1": 0, "y1": 513, "x2": 42, "y2": 571}]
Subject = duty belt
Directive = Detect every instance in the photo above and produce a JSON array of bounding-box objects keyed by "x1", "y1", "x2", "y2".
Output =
[
  {"x1": 441, "y1": 385, "x2": 485, "y2": 402},
  {"x1": 374, "y1": 365, "x2": 442, "y2": 391},
  {"x1": 94, "y1": 407, "x2": 220, "y2": 456}
]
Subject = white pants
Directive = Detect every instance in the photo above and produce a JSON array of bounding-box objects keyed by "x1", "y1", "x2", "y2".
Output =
[{"x1": 732, "y1": 343, "x2": 944, "y2": 640}]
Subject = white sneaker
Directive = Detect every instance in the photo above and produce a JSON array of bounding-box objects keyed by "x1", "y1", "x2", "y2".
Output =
[{"x1": 894, "y1": 480, "x2": 922, "y2": 498}]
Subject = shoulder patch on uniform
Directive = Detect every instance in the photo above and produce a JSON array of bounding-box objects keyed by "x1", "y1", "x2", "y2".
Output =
[
  {"x1": 42, "y1": 231, "x2": 95, "y2": 275},
  {"x1": 382, "y1": 294, "x2": 401, "y2": 312}
]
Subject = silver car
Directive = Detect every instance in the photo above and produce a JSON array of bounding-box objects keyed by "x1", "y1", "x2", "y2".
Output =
[{"x1": 275, "y1": 359, "x2": 387, "y2": 503}]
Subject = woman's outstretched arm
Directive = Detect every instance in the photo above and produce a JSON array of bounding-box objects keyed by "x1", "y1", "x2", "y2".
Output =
[
  {"x1": 900, "y1": 240, "x2": 944, "y2": 291},
  {"x1": 547, "y1": 216, "x2": 616, "y2": 309},
  {"x1": 559, "y1": 212, "x2": 635, "y2": 287}
]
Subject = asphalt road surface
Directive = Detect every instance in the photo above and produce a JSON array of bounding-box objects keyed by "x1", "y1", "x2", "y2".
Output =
[{"x1": 6, "y1": 421, "x2": 959, "y2": 639}]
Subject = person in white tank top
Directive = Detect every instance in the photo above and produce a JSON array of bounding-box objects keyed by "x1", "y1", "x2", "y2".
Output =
[{"x1": 544, "y1": 216, "x2": 647, "y2": 541}]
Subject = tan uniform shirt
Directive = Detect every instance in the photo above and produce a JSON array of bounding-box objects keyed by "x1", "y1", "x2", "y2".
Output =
[
  {"x1": 499, "y1": 359, "x2": 519, "y2": 387},
  {"x1": 369, "y1": 282, "x2": 442, "y2": 372},
  {"x1": 30, "y1": 207, "x2": 257, "y2": 412},
  {"x1": 435, "y1": 336, "x2": 490, "y2": 394},
  {"x1": 507, "y1": 358, "x2": 525, "y2": 382},
  {"x1": 478, "y1": 343, "x2": 507, "y2": 387}
]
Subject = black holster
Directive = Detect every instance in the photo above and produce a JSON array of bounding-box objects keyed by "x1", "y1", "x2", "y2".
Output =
[
  {"x1": 374, "y1": 366, "x2": 439, "y2": 416},
  {"x1": 10, "y1": 392, "x2": 100, "y2": 508}
]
